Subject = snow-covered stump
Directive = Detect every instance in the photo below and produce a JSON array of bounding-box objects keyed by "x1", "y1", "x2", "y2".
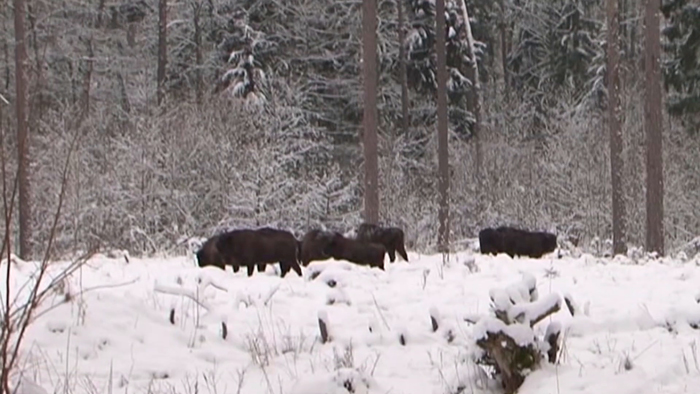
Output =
[
  {"x1": 318, "y1": 310, "x2": 331, "y2": 343},
  {"x1": 472, "y1": 273, "x2": 567, "y2": 394},
  {"x1": 221, "y1": 322, "x2": 228, "y2": 340},
  {"x1": 430, "y1": 306, "x2": 440, "y2": 332},
  {"x1": 545, "y1": 322, "x2": 562, "y2": 363},
  {"x1": 474, "y1": 320, "x2": 539, "y2": 394}
]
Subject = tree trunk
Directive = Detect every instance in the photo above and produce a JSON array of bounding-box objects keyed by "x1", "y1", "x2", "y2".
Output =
[
  {"x1": 397, "y1": 0, "x2": 409, "y2": 136},
  {"x1": 192, "y1": 0, "x2": 203, "y2": 104},
  {"x1": 644, "y1": 0, "x2": 664, "y2": 255},
  {"x1": 81, "y1": 37, "x2": 94, "y2": 120},
  {"x1": 362, "y1": 0, "x2": 379, "y2": 224},
  {"x1": 14, "y1": 0, "x2": 31, "y2": 259},
  {"x1": 607, "y1": 0, "x2": 627, "y2": 256},
  {"x1": 96, "y1": 0, "x2": 106, "y2": 28},
  {"x1": 458, "y1": 0, "x2": 482, "y2": 182},
  {"x1": 157, "y1": 0, "x2": 168, "y2": 106},
  {"x1": 436, "y1": 0, "x2": 449, "y2": 253},
  {"x1": 498, "y1": 0, "x2": 509, "y2": 97}
]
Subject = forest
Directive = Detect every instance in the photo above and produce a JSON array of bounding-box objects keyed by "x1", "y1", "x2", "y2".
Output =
[{"x1": 1, "y1": 0, "x2": 699, "y2": 259}]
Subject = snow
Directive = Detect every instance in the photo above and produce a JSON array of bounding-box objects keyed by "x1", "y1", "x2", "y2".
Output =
[
  {"x1": 510, "y1": 293, "x2": 562, "y2": 325},
  {"x1": 3, "y1": 251, "x2": 700, "y2": 394},
  {"x1": 472, "y1": 317, "x2": 537, "y2": 347}
]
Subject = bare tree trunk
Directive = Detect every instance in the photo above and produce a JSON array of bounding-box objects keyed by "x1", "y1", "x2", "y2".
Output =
[
  {"x1": 498, "y1": 0, "x2": 509, "y2": 97},
  {"x1": 192, "y1": 0, "x2": 203, "y2": 104},
  {"x1": 96, "y1": 0, "x2": 106, "y2": 28},
  {"x1": 362, "y1": 0, "x2": 379, "y2": 224},
  {"x1": 13, "y1": 0, "x2": 31, "y2": 259},
  {"x1": 157, "y1": 0, "x2": 168, "y2": 106},
  {"x1": 436, "y1": 0, "x2": 449, "y2": 253},
  {"x1": 607, "y1": 0, "x2": 627, "y2": 255},
  {"x1": 397, "y1": 0, "x2": 409, "y2": 136},
  {"x1": 3, "y1": 40, "x2": 9, "y2": 90},
  {"x1": 81, "y1": 37, "x2": 94, "y2": 120},
  {"x1": 127, "y1": 24, "x2": 136, "y2": 48},
  {"x1": 644, "y1": 0, "x2": 664, "y2": 255},
  {"x1": 457, "y1": 0, "x2": 482, "y2": 182}
]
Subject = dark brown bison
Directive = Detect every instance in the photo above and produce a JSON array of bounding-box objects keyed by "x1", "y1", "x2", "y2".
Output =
[
  {"x1": 299, "y1": 229, "x2": 337, "y2": 266},
  {"x1": 355, "y1": 223, "x2": 409, "y2": 263},
  {"x1": 478, "y1": 226, "x2": 557, "y2": 259},
  {"x1": 196, "y1": 233, "x2": 266, "y2": 274},
  {"x1": 195, "y1": 234, "x2": 227, "y2": 270},
  {"x1": 197, "y1": 227, "x2": 303, "y2": 277},
  {"x1": 324, "y1": 232, "x2": 387, "y2": 270}
]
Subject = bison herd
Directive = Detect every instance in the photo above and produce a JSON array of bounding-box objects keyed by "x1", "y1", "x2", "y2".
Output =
[
  {"x1": 194, "y1": 223, "x2": 558, "y2": 278},
  {"x1": 195, "y1": 223, "x2": 409, "y2": 277}
]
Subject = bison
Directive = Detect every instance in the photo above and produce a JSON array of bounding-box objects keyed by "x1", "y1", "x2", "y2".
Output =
[
  {"x1": 355, "y1": 223, "x2": 409, "y2": 263},
  {"x1": 195, "y1": 234, "x2": 227, "y2": 271},
  {"x1": 478, "y1": 226, "x2": 557, "y2": 259},
  {"x1": 324, "y1": 232, "x2": 387, "y2": 270},
  {"x1": 299, "y1": 229, "x2": 337, "y2": 267},
  {"x1": 196, "y1": 232, "x2": 265, "y2": 274},
  {"x1": 197, "y1": 227, "x2": 303, "y2": 277}
]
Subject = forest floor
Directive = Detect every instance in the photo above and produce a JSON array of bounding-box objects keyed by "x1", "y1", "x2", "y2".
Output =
[{"x1": 5, "y1": 246, "x2": 700, "y2": 394}]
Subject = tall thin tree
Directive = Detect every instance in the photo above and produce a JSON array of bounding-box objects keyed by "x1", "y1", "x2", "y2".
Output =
[
  {"x1": 436, "y1": 0, "x2": 449, "y2": 253},
  {"x1": 397, "y1": 0, "x2": 409, "y2": 135},
  {"x1": 362, "y1": 0, "x2": 379, "y2": 224},
  {"x1": 607, "y1": 0, "x2": 627, "y2": 255},
  {"x1": 458, "y1": 0, "x2": 482, "y2": 181},
  {"x1": 14, "y1": 0, "x2": 31, "y2": 259},
  {"x1": 157, "y1": 0, "x2": 168, "y2": 106},
  {"x1": 644, "y1": 0, "x2": 664, "y2": 254},
  {"x1": 192, "y1": 0, "x2": 203, "y2": 103}
]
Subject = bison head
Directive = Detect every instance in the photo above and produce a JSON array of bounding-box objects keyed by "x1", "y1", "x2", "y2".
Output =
[{"x1": 542, "y1": 233, "x2": 558, "y2": 254}]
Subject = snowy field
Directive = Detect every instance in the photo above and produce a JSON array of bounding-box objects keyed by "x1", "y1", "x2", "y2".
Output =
[{"x1": 4, "y1": 249, "x2": 700, "y2": 394}]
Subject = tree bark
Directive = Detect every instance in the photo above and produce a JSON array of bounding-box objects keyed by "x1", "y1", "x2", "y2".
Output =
[
  {"x1": 644, "y1": 0, "x2": 664, "y2": 255},
  {"x1": 498, "y1": 0, "x2": 509, "y2": 97},
  {"x1": 157, "y1": 0, "x2": 168, "y2": 106},
  {"x1": 81, "y1": 37, "x2": 94, "y2": 120},
  {"x1": 362, "y1": 0, "x2": 379, "y2": 224},
  {"x1": 192, "y1": 0, "x2": 203, "y2": 104},
  {"x1": 96, "y1": 0, "x2": 106, "y2": 28},
  {"x1": 458, "y1": 0, "x2": 482, "y2": 181},
  {"x1": 607, "y1": 0, "x2": 627, "y2": 256},
  {"x1": 397, "y1": 0, "x2": 409, "y2": 136},
  {"x1": 436, "y1": 0, "x2": 449, "y2": 253},
  {"x1": 14, "y1": 0, "x2": 31, "y2": 259}
]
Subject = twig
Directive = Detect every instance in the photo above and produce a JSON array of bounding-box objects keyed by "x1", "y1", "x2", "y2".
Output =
[
  {"x1": 31, "y1": 276, "x2": 139, "y2": 322},
  {"x1": 370, "y1": 293, "x2": 391, "y2": 331},
  {"x1": 154, "y1": 283, "x2": 211, "y2": 310}
]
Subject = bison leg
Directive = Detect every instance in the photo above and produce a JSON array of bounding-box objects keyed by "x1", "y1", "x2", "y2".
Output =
[
  {"x1": 279, "y1": 260, "x2": 302, "y2": 277},
  {"x1": 257, "y1": 263, "x2": 266, "y2": 273},
  {"x1": 279, "y1": 262, "x2": 291, "y2": 277},
  {"x1": 232, "y1": 264, "x2": 240, "y2": 273},
  {"x1": 387, "y1": 248, "x2": 396, "y2": 263},
  {"x1": 289, "y1": 260, "x2": 302, "y2": 276},
  {"x1": 397, "y1": 244, "x2": 409, "y2": 261},
  {"x1": 246, "y1": 264, "x2": 255, "y2": 277}
]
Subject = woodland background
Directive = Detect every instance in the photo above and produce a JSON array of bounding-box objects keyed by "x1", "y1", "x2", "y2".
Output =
[{"x1": 0, "y1": 0, "x2": 699, "y2": 259}]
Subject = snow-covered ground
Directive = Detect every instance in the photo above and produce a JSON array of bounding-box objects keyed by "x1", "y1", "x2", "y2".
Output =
[{"x1": 4, "y1": 250, "x2": 700, "y2": 394}]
